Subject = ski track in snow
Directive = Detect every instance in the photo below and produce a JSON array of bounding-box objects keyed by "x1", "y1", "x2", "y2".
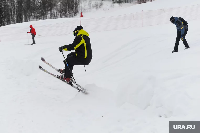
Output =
[{"x1": 1, "y1": 0, "x2": 200, "y2": 133}]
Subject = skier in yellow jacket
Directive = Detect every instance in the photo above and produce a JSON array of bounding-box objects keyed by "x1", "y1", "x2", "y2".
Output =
[{"x1": 57, "y1": 26, "x2": 92, "y2": 84}]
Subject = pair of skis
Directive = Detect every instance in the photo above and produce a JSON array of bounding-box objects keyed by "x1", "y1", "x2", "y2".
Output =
[{"x1": 39, "y1": 57, "x2": 87, "y2": 94}]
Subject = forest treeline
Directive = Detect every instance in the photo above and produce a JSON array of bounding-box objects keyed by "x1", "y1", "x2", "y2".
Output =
[{"x1": 0, "y1": 0, "x2": 152, "y2": 27}]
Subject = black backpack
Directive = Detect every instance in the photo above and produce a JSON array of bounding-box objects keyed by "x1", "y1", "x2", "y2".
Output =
[{"x1": 179, "y1": 17, "x2": 188, "y2": 25}]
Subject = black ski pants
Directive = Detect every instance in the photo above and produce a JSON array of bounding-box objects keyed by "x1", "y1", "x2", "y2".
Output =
[
  {"x1": 63, "y1": 52, "x2": 85, "y2": 78},
  {"x1": 32, "y1": 34, "x2": 35, "y2": 44},
  {"x1": 174, "y1": 28, "x2": 189, "y2": 52}
]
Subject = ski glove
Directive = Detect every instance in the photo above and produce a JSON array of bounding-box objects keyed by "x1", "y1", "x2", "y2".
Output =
[
  {"x1": 59, "y1": 46, "x2": 63, "y2": 52},
  {"x1": 181, "y1": 37, "x2": 184, "y2": 41}
]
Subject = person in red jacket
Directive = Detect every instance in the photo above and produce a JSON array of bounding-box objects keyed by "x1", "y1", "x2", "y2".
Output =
[{"x1": 27, "y1": 25, "x2": 36, "y2": 45}]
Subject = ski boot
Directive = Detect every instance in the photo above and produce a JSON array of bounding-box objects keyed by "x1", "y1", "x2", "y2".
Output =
[
  {"x1": 57, "y1": 75, "x2": 72, "y2": 86},
  {"x1": 172, "y1": 50, "x2": 178, "y2": 53},
  {"x1": 58, "y1": 69, "x2": 65, "y2": 74},
  {"x1": 185, "y1": 47, "x2": 190, "y2": 50}
]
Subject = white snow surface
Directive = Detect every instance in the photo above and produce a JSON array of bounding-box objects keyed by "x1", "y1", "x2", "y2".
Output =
[{"x1": 1, "y1": 0, "x2": 200, "y2": 133}]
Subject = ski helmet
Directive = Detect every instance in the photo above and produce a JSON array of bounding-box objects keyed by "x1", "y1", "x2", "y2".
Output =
[
  {"x1": 170, "y1": 16, "x2": 175, "y2": 23},
  {"x1": 73, "y1": 26, "x2": 83, "y2": 36}
]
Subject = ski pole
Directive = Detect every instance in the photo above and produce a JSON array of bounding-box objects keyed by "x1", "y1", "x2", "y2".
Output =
[
  {"x1": 84, "y1": 65, "x2": 86, "y2": 72},
  {"x1": 61, "y1": 51, "x2": 67, "y2": 63},
  {"x1": 27, "y1": 33, "x2": 29, "y2": 44}
]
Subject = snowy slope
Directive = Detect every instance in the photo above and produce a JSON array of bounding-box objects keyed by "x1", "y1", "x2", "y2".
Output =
[
  {"x1": 81, "y1": 0, "x2": 200, "y2": 17},
  {"x1": 1, "y1": 0, "x2": 200, "y2": 133}
]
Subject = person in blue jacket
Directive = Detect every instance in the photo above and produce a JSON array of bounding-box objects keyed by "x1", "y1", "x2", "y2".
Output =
[{"x1": 170, "y1": 16, "x2": 190, "y2": 53}]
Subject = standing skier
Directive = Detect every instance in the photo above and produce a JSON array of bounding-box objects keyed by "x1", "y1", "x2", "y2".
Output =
[
  {"x1": 170, "y1": 16, "x2": 190, "y2": 53},
  {"x1": 27, "y1": 25, "x2": 36, "y2": 45},
  {"x1": 57, "y1": 26, "x2": 92, "y2": 84}
]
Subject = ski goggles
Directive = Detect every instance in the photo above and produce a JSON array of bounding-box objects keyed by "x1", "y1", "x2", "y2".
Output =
[{"x1": 73, "y1": 30, "x2": 79, "y2": 36}]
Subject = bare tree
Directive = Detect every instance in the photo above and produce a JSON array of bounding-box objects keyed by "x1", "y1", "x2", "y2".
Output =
[
  {"x1": 0, "y1": 0, "x2": 81, "y2": 27},
  {"x1": 16, "y1": 0, "x2": 23, "y2": 23},
  {"x1": 9, "y1": 0, "x2": 16, "y2": 24},
  {"x1": 0, "y1": 1, "x2": 5, "y2": 26}
]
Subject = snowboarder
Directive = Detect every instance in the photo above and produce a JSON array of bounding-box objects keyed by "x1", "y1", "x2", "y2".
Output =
[
  {"x1": 57, "y1": 26, "x2": 92, "y2": 84},
  {"x1": 27, "y1": 25, "x2": 36, "y2": 45},
  {"x1": 170, "y1": 16, "x2": 190, "y2": 53}
]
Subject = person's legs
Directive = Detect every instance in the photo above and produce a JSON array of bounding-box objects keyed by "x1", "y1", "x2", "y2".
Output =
[
  {"x1": 182, "y1": 29, "x2": 190, "y2": 48},
  {"x1": 183, "y1": 39, "x2": 189, "y2": 48},
  {"x1": 32, "y1": 34, "x2": 35, "y2": 44},
  {"x1": 64, "y1": 53, "x2": 84, "y2": 78},
  {"x1": 173, "y1": 30, "x2": 181, "y2": 52}
]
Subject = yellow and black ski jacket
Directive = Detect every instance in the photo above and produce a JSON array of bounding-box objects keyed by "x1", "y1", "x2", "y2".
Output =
[{"x1": 63, "y1": 29, "x2": 92, "y2": 64}]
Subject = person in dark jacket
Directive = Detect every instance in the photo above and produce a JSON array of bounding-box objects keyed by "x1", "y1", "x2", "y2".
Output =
[
  {"x1": 170, "y1": 16, "x2": 190, "y2": 53},
  {"x1": 27, "y1": 25, "x2": 36, "y2": 45},
  {"x1": 57, "y1": 26, "x2": 92, "y2": 84}
]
